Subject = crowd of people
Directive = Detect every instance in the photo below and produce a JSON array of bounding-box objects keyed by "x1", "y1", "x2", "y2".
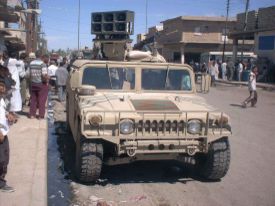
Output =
[
  {"x1": 191, "y1": 59, "x2": 258, "y2": 107},
  {"x1": 192, "y1": 59, "x2": 256, "y2": 87},
  {"x1": 0, "y1": 50, "x2": 69, "y2": 193}
]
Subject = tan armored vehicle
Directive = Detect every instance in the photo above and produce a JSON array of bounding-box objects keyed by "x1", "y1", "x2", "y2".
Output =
[
  {"x1": 66, "y1": 60, "x2": 231, "y2": 182},
  {"x1": 66, "y1": 10, "x2": 231, "y2": 183}
]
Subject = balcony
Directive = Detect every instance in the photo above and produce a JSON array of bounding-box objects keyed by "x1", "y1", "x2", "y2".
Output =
[{"x1": 0, "y1": 6, "x2": 19, "y2": 23}]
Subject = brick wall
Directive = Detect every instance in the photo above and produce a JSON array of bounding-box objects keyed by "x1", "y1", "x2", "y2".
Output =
[
  {"x1": 182, "y1": 20, "x2": 236, "y2": 44},
  {"x1": 236, "y1": 10, "x2": 258, "y2": 31},
  {"x1": 158, "y1": 18, "x2": 183, "y2": 44},
  {"x1": 158, "y1": 18, "x2": 236, "y2": 44},
  {"x1": 236, "y1": 6, "x2": 275, "y2": 31},
  {"x1": 258, "y1": 6, "x2": 275, "y2": 29}
]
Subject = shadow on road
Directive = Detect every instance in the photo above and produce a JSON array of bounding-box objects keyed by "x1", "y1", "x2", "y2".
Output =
[
  {"x1": 52, "y1": 121, "x2": 220, "y2": 188},
  {"x1": 230, "y1": 103, "x2": 244, "y2": 108}
]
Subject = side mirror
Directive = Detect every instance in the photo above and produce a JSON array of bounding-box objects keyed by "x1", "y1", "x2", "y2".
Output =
[
  {"x1": 77, "y1": 85, "x2": 96, "y2": 96},
  {"x1": 196, "y1": 73, "x2": 210, "y2": 93}
]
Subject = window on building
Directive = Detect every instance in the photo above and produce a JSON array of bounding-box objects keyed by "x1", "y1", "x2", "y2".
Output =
[
  {"x1": 258, "y1": 36, "x2": 275, "y2": 50},
  {"x1": 194, "y1": 27, "x2": 202, "y2": 36},
  {"x1": 173, "y1": 52, "x2": 181, "y2": 62}
]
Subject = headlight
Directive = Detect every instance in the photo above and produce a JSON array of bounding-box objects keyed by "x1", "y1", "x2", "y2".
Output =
[
  {"x1": 187, "y1": 120, "x2": 202, "y2": 134},
  {"x1": 120, "y1": 119, "x2": 134, "y2": 134}
]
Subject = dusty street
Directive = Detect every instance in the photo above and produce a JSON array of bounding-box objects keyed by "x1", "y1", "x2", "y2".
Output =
[{"x1": 49, "y1": 84, "x2": 275, "y2": 206}]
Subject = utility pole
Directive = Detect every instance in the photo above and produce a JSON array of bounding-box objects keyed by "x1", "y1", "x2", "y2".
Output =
[
  {"x1": 222, "y1": 0, "x2": 230, "y2": 62},
  {"x1": 145, "y1": 0, "x2": 148, "y2": 34},
  {"x1": 26, "y1": 0, "x2": 38, "y2": 53},
  {"x1": 241, "y1": 0, "x2": 250, "y2": 60},
  {"x1": 77, "y1": 0, "x2": 80, "y2": 51}
]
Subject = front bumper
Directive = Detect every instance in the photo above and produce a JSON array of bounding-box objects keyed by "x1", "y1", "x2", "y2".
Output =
[{"x1": 80, "y1": 110, "x2": 232, "y2": 156}]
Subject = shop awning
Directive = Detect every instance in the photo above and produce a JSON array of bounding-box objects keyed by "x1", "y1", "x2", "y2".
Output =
[
  {"x1": 0, "y1": 28, "x2": 11, "y2": 36},
  {"x1": 5, "y1": 36, "x2": 25, "y2": 51}
]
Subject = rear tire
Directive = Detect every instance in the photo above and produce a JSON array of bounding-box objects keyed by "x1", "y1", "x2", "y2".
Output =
[
  {"x1": 75, "y1": 140, "x2": 103, "y2": 183},
  {"x1": 196, "y1": 137, "x2": 230, "y2": 180}
]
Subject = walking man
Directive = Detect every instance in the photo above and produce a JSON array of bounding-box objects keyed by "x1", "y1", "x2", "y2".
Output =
[
  {"x1": 55, "y1": 61, "x2": 69, "y2": 102},
  {"x1": 242, "y1": 66, "x2": 258, "y2": 108}
]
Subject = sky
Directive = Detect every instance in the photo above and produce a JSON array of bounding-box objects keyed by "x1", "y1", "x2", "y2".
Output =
[{"x1": 40, "y1": 0, "x2": 275, "y2": 51}]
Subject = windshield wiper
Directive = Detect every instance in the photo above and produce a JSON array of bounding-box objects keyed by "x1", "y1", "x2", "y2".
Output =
[
  {"x1": 106, "y1": 64, "x2": 113, "y2": 89},
  {"x1": 164, "y1": 65, "x2": 170, "y2": 89}
]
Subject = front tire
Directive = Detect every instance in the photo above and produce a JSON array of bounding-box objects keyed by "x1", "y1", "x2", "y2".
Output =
[
  {"x1": 196, "y1": 137, "x2": 230, "y2": 180},
  {"x1": 75, "y1": 140, "x2": 103, "y2": 183},
  {"x1": 65, "y1": 96, "x2": 71, "y2": 133}
]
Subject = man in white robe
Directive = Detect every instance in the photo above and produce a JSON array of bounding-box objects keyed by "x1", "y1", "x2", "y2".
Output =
[{"x1": 6, "y1": 53, "x2": 22, "y2": 112}]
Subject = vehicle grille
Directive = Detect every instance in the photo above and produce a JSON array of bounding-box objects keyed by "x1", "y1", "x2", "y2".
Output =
[{"x1": 136, "y1": 119, "x2": 185, "y2": 136}]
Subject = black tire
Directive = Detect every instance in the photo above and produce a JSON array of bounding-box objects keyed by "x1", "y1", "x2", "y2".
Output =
[
  {"x1": 196, "y1": 137, "x2": 230, "y2": 180},
  {"x1": 75, "y1": 140, "x2": 103, "y2": 183},
  {"x1": 65, "y1": 96, "x2": 71, "y2": 133}
]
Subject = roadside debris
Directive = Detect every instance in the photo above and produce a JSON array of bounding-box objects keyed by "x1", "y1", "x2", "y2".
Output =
[
  {"x1": 130, "y1": 194, "x2": 147, "y2": 202},
  {"x1": 89, "y1": 195, "x2": 103, "y2": 202},
  {"x1": 58, "y1": 190, "x2": 65, "y2": 198}
]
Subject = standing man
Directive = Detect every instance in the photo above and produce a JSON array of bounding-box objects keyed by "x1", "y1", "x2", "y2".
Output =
[
  {"x1": 17, "y1": 53, "x2": 27, "y2": 106},
  {"x1": 227, "y1": 60, "x2": 234, "y2": 81},
  {"x1": 209, "y1": 60, "x2": 219, "y2": 86},
  {"x1": 7, "y1": 53, "x2": 22, "y2": 113},
  {"x1": 237, "y1": 61, "x2": 243, "y2": 81},
  {"x1": 0, "y1": 77, "x2": 16, "y2": 193},
  {"x1": 242, "y1": 66, "x2": 258, "y2": 108},
  {"x1": 0, "y1": 52, "x2": 4, "y2": 66},
  {"x1": 48, "y1": 60, "x2": 58, "y2": 93},
  {"x1": 27, "y1": 51, "x2": 49, "y2": 119},
  {"x1": 25, "y1": 53, "x2": 36, "y2": 105},
  {"x1": 55, "y1": 61, "x2": 69, "y2": 102},
  {"x1": 221, "y1": 61, "x2": 227, "y2": 80}
]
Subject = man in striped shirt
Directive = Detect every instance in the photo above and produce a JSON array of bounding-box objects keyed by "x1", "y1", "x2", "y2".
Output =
[{"x1": 26, "y1": 51, "x2": 49, "y2": 119}]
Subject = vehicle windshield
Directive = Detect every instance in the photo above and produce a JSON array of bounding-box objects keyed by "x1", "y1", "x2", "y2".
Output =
[
  {"x1": 82, "y1": 67, "x2": 135, "y2": 90},
  {"x1": 142, "y1": 68, "x2": 192, "y2": 91}
]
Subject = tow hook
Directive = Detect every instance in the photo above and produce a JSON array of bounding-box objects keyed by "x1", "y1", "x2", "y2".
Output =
[
  {"x1": 187, "y1": 146, "x2": 197, "y2": 156},
  {"x1": 126, "y1": 148, "x2": 137, "y2": 157}
]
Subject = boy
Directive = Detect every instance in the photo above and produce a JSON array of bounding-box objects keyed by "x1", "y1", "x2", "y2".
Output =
[{"x1": 242, "y1": 66, "x2": 258, "y2": 108}]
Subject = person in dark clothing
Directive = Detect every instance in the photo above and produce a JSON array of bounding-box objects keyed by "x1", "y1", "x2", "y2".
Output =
[
  {"x1": 55, "y1": 61, "x2": 69, "y2": 102},
  {"x1": 0, "y1": 76, "x2": 17, "y2": 193}
]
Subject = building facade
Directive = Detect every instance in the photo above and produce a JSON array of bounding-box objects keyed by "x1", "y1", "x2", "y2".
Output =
[
  {"x1": 230, "y1": 6, "x2": 275, "y2": 65},
  {"x1": 0, "y1": 0, "x2": 26, "y2": 54},
  {"x1": 136, "y1": 16, "x2": 254, "y2": 64}
]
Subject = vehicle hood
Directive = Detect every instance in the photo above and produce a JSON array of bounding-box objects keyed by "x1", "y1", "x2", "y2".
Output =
[{"x1": 79, "y1": 92, "x2": 216, "y2": 112}]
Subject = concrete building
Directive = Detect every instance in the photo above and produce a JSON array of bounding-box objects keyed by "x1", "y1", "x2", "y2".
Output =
[
  {"x1": 159, "y1": 16, "x2": 255, "y2": 64},
  {"x1": 229, "y1": 6, "x2": 275, "y2": 82},
  {"x1": 0, "y1": 0, "x2": 27, "y2": 53},
  {"x1": 230, "y1": 6, "x2": 275, "y2": 64},
  {"x1": 255, "y1": 30, "x2": 275, "y2": 64},
  {"x1": 136, "y1": 16, "x2": 253, "y2": 64}
]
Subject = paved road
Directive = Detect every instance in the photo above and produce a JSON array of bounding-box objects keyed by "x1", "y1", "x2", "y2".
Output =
[{"x1": 51, "y1": 85, "x2": 275, "y2": 206}]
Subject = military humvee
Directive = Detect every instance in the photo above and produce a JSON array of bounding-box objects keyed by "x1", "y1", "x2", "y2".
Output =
[
  {"x1": 66, "y1": 10, "x2": 231, "y2": 183},
  {"x1": 66, "y1": 60, "x2": 231, "y2": 182}
]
